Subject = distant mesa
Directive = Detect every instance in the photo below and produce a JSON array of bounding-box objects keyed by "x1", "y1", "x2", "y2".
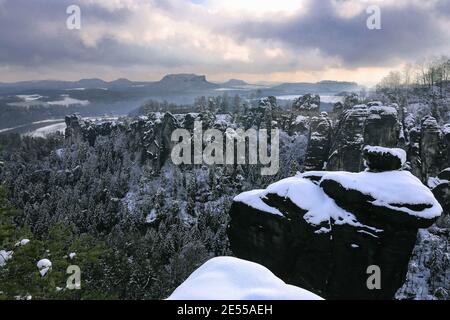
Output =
[
  {"x1": 159, "y1": 73, "x2": 208, "y2": 83},
  {"x1": 156, "y1": 73, "x2": 218, "y2": 91},
  {"x1": 222, "y1": 79, "x2": 249, "y2": 87}
]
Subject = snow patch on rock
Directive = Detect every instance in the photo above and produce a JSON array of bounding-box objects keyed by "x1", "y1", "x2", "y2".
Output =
[
  {"x1": 320, "y1": 171, "x2": 442, "y2": 219},
  {"x1": 363, "y1": 145, "x2": 406, "y2": 166}
]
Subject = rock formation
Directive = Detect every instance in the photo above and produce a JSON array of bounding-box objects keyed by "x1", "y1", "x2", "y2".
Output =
[
  {"x1": 303, "y1": 112, "x2": 332, "y2": 171},
  {"x1": 326, "y1": 104, "x2": 368, "y2": 172},
  {"x1": 228, "y1": 147, "x2": 442, "y2": 299}
]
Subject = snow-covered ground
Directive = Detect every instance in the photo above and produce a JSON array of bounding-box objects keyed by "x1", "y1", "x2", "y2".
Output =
[
  {"x1": 0, "y1": 119, "x2": 65, "y2": 134},
  {"x1": 275, "y1": 95, "x2": 344, "y2": 104},
  {"x1": 47, "y1": 95, "x2": 89, "y2": 107},
  {"x1": 8, "y1": 94, "x2": 89, "y2": 107},
  {"x1": 168, "y1": 257, "x2": 323, "y2": 300},
  {"x1": 29, "y1": 122, "x2": 67, "y2": 137},
  {"x1": 16, "y1": 94, "x2": 44, "y2": 102}
]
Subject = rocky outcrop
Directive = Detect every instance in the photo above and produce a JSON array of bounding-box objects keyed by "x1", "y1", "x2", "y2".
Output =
[
  {"x1": 362, "y1": 146, "x2": 406, "y2": 172},
  {"x1": 364, "y1": 104, "x2": 401, "y2": 147},
  {"x1": 326, "y1": 105, "x2": 368, "y2": 172},
  {"x1": 303, "y1": 112, "x2": 332, "y2": 171},
  {"x1": 420, "y1": 116, "x2": 444, "y2": 179},
  {"x1": 324, "y1": 103, "x2": 404, "y2": 173},
  {"x1": 431, "y1": 168, "x2": 450, "y2": 228},
  {"x1": 407, "y1": 126, "x2": 423, "y2": 181},
  {"x1": 64, "y1": 114, "x2": 84, "y2": 145},
  {"x1": 64, "y1": 114, "x2": 126, "y2": 146},
  {"x1": 241, "y1": 96, "x2": 279, "y2": 129},
  {"x1": 65, "y1": 112, "x2": 182, "y2": 172},
  {"x1": 228, "y1": 149, "x2": 442, "y2": 299}
]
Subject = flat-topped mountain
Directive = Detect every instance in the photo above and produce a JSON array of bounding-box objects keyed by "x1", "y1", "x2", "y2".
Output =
[
  {"x1": 154, "y1": 73, "x2": 218, "y2": 91},
  {"x1": 221, "y1": 79, "x2": 249, "y2": 87}
]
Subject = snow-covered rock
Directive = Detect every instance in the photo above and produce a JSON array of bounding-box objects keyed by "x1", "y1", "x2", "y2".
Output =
[
  {"x1": 303, "y1": 113, "x2": 332, "y2": 171},
  {"x1": 234, "y1": 170, "x2": 442, "y2": 222},
  {"x1": 15, "y1": 239, "x2": 30, "y2": 247},
  {"x1": 167, "y1": 257, "x2": 323, "y2": 300},
  {"x1": 320, "y1": 170, "x2": 442, "y2": 220},
  {"x1": 229, "y1": 168, "x2": 442, "y2": 299},
  {"x1": 363, "y1": 145, "x2": 406, "y2": 171}
]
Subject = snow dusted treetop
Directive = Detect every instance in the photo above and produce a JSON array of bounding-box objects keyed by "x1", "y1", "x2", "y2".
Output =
[
  {"x1": 167, "y1": 257, "x2": 323, "y2": 300},
  {"x1": 0, "y1": 250, "x2": 13, "y2": 267},
  {"x1": 37, "y1": 259, "x2": 52, "y2": 277}
]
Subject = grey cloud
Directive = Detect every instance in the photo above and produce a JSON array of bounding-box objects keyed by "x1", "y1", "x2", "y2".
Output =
[
  {"x1": 0, "y1": 0, "x2": 132, "y2": 66},
  {"x1": 229, "y1": 0, "x2": 450, "y2": 68},
  {"x1": 0, "y1": 0, "x2": 449, "y2": 79}
]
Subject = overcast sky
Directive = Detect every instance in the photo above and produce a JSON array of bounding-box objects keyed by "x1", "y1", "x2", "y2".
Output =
[{"x1": 0, "y1": 0, "x2": 449, "y2": 86}]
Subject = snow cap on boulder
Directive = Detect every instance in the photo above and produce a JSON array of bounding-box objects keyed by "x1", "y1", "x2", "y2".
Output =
[{"x1": 363, "y1": 145, "x2": 406, "y2": 171}]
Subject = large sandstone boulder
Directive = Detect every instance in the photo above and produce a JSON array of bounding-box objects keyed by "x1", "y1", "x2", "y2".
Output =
[{"x1": 228, "y1": 166, "x2": 442, "y2": 299}]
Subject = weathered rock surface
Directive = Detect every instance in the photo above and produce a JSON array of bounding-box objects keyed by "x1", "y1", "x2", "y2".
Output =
[
  {"x1": 303, "y1": 112, "x2": 332, "y2": 171},
  {"x1": 65, "y1": 112, "x2": 182, "y2": 172},
  {"x1": 364, "y1": 104, "x2": 400, "y2": 147},
  {"x1": 326, "y1": 105, "x2": 368, "y2": 172},
  {"x1": 228, "y1": 165, "x2": 442, "y2": 299},
  {"x1": 432, "y1": 168, "x2": 450, "y2": 228},
  {"x1": 420, "y1": 116, "x2": 444, "y2": 179}
]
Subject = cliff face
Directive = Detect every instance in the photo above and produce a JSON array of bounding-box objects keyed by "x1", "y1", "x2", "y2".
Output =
[
  {"x1": 303, "y1": 112, "x2": 332, "y2": 171},
  {"x1": 228, "y1": 148, "x2": 442, "y2": 299},
  {"x1": 326, "y1": 103, "x2": 401, "y2": 172},
  {"x1": 64, "y1": 113, "x2": 181, "y2": 171}
]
